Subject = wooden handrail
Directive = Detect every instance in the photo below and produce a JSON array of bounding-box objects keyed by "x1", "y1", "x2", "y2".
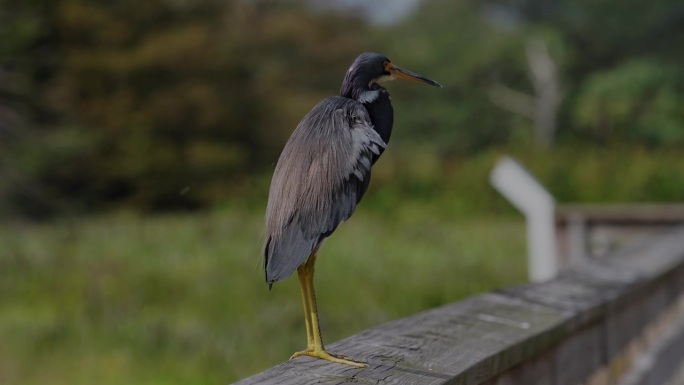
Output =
[{"x1": 235, "y1": 226, "x2": 684, "y2": 385}]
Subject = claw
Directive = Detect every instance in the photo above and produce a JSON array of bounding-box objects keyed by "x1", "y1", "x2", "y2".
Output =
[{"x1": 291, "y1": 348, "x2": 367, "y2": 367}]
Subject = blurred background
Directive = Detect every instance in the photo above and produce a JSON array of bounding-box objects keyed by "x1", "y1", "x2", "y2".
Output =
[{"x1": 1, "y1": 0, "x2": 683, "y2": 383}]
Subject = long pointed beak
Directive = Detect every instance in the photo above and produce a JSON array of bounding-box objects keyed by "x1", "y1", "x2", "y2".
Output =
[{"x1": 388, "y1": 63, "x2": 442, "y2": 88}]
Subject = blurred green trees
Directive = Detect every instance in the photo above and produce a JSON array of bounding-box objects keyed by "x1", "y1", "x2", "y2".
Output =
[
  {"x1": 1, "y1": 0, "x2": 683, "y2": 218},
  {"x1": 574, "y1": 59, "x2": 684, "y2": 144},
  {"x1": 1, "y1": 0, "x2": 369, "y2": 216}
]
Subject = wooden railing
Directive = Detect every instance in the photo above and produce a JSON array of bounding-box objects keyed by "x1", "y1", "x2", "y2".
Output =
[{"x1": 235, "y1": 226, "x2": 684, "y2": 385}]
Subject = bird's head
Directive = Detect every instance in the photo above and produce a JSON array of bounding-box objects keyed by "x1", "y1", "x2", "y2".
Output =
[{"x1": 340, "y1": 52, "x2": 442, "y2": 101}]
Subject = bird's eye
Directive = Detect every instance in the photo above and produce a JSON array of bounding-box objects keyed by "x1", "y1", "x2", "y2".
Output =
[{"x1": 382, "y1": 61, "x2": 391, "y2": 73}]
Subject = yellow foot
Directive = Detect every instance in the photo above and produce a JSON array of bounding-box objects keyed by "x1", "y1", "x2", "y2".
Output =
[{"x1": 290, "y1": 348, "x2": 367, "y2": 367}]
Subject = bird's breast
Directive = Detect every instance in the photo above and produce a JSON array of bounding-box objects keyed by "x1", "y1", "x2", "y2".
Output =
[{"x1": 363, "y1": 92, "x2": 394, "y2": 149}]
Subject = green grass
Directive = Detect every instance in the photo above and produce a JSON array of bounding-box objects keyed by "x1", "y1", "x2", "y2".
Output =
[{"x1": 0, "y1": 205, "x2": 526, "y2": 384}]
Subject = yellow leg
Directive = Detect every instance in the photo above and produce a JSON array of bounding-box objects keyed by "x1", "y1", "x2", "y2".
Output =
[
  {"x1": 290, "y1": 252, "x2": 366, "y2": 367},
  {"x1": 296, "y1": 265, "x2": 314, "y2": 351}
]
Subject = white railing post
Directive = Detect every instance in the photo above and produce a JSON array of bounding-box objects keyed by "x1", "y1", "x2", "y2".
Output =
[{"x1": 490, "y1": 156, "x2": 558, "y2": 282}]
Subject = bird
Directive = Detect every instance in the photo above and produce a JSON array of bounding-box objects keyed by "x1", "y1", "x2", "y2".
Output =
[{"x1": 263, "y1": 52, "x2": 442, "y2": 367}]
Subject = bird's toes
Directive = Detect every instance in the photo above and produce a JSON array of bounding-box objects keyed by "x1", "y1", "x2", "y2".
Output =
[{"x1": 290, "y1": 349, "x2": 367, "y2": 368}]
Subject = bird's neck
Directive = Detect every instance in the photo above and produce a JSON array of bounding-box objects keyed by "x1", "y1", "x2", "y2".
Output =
[{"x1": 341, "y1": 83, "x2": 394, "y2": 147}]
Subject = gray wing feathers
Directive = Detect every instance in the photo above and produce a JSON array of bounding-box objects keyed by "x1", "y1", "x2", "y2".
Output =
[{"x1": 264, "y1": 96, "x2": 385, "y2": 283}]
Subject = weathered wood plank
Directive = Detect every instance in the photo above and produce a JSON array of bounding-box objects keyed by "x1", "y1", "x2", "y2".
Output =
[
  {"x1": 557, "y1": 204, "x2": 684, "y2": 225},
  {"x1": 235, "y1": 293, "x2": 567, "y2": 385},
  {"x1": 235, "y1": 226, "x2": 684, "y2": 385},
  {"x1": 619, "y1": 304, "x2": 684, "y2": 385}
]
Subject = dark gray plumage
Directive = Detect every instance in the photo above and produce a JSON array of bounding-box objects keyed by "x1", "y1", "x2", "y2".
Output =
[
  {"x1": 261, "y1": 52, "x2": 440, "y2": 367},
  {"x1": 264, "y1": 96, "x2": 385, "y2": 284}
]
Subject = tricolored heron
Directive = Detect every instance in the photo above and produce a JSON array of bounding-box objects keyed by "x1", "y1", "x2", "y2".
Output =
[{"x1": 263, "y1": 52, "x2": 442, "y2": 367}]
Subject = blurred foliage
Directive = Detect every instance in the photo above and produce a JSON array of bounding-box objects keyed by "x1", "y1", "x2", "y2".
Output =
[
  {"x1": 574, "y1": 60, "x2": 684, "y2": 144},
  {"x1": 1, "y1": 0, "x2": 684, "y2": 218},
  {"x1": 1, "y1": 0, "x2": 369, "y2": 217}
]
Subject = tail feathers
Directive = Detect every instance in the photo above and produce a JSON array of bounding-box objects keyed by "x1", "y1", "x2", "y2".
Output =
[{"x1": 264, "y1": 223, "x2": 317, "y2": 285}]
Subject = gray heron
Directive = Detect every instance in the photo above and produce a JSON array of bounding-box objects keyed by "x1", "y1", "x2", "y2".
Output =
[{"x1": 263, "y1": 52, "x2": 442, "y2": 367}]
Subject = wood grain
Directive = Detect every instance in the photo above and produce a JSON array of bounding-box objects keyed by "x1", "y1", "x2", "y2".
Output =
[{"x1": 234, "y1": 226, "x2": 684, "y2": 385}]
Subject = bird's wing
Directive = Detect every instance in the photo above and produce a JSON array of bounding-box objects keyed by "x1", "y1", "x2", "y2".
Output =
[{"x1": 264, "y1": 97, "x2": 385, "y2": 284}]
